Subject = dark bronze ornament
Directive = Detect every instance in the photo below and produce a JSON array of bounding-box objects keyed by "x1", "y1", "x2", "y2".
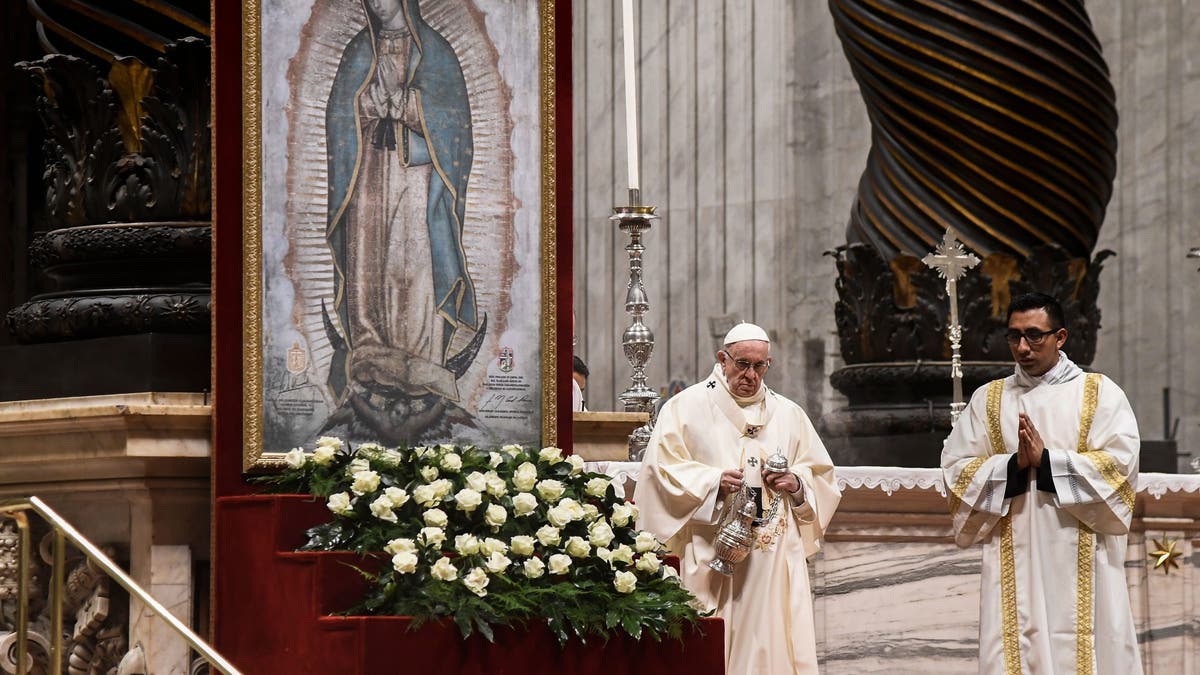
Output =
[{"x1": 8, "y1": 38, "x2": 211, "y2": 344}]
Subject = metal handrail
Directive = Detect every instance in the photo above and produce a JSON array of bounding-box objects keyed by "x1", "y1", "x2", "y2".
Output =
[{"x1": 0, "y1": 496, "x2": 242, "y2": 675}]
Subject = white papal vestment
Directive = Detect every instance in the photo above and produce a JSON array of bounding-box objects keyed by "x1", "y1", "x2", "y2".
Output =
[
  {"x1": 634, "y1": 365, "x2": 841, "y2": 675},
  {"x1": 942, "y1": 361, "x2": 1142, "y2": 675}
]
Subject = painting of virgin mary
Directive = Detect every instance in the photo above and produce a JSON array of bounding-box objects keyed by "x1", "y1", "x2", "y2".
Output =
[
  {"x1": 255, "y1": 0, "x2": 544, "y2": 453},
  {"x1": 323, "y1": 0, "x2": 486, "y2": 440}
]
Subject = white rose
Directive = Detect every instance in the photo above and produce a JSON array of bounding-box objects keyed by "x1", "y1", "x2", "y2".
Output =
[
  {"x1": 312, "y1": 445, "x2": 337, "y2": 466},
  {"x1": 357, "y1": 442, "x2": 384, "y2": 454},
  {"x1": 485, "y1": 551, "x2": 512, "y2": 574},
  {"x1": 430, "y1": 556, "x2": 458, "y2": 581},
  {"x1": 419, "y1": 527, "x2": 446, "y2": 549},
  {"x1": 535, "y1": 479, "x2": 565, "y2": 502},
  {"x1": 564, "y1": 536, "x2": 591, "y2": 558},
  {"x1": 509, "y1": 535, "x2": 535, "y2": 557},
  {"x1": 462, "y1": 567, "x2": 489, "y2": 596},
  {"x1": 347, "y1": 457, "x2": 370, "y2": 476},
  {"x1": 636, "y1": 552, "x2": 662, "y2": 574},
  {"x1": 351, "y1": 470, "x2": 380, "y2": 496},
  {"x1": 596, "y1": 547, "x2": 614, "y2": 564},
  {"x1": 559, "y1": 498, "x2": 584, "y2": 519},
  {"x1": 454, "y1": 534, "x2": 481, "y2": 556},
  {"x1": 538, "y1": 446, "x2": 564, "y2": 463},
  {"x1": 465, "y1": 471, "x2": 487, "y2": 493},
  {"x1": 384, "y1": 538, "x2": 416, "y2": 555},
  {"x1": 512, "y1": 492, "x2": 538, "y2": 516},
  {"x1": 412, "y1": 484, "x2": 438, "y2": 507},
  {"x1": 383, "y1": 448, "x2": 405, "y2": 464},
  {"x1": 485, "y1": 473, "x2": 508, "y2": 498},
  {"x1": 662, "y1": 565, "x2": 680, "y2": 581},
  {"x1": 613, "y1": 570, "x2": 637, "y2": 594},
  {"x1": 610, "y1": 544, "x2": 634, "y2": 565},
  {"x1": 500, "y1": 444, "x2": 523, "y2": 457},
  {"x1": 582, "y1": 504, "x2": 600, "y2": 522},
  {"x1": 384, "y1": 487, "x2": 409, "y2": 507},
  {"x1": 284, "y1": 447, "x2": 306, "y2": 469},
  {"x1": 546, "y1": 505, "x2": 572, "y2": 528},
  {"x1": 441, "y1": 453, "x2": 463, "y2": 473},
  {"x1": 326, "y1": 492, "x2": 353, "y2": 516},
  {"x1": 431, "y1": 479, "x2": 454, "y2": 498},
  {"x1": 547, "y1": 553, "x2": 572, "y2": 575},
  {"x1": 391, "y1": 551, "x2": 418, "y2": 574},
  {"x1": 423, "y1": 508, "x2": 448, "y2": 528},
  {"x1": 484, "y1": 504, "x2": 508, "y2": 528},
  {"x1": 412, "y1": 446, "x2": 430, "y2": 458},
  {"x1": 437, "y1": 443, "x2": 455, "y2": 453},
  {"x1": 610, "y1": 503, "x2": 635, "y2": 527},
  {"x1": 584, "y1": 477, "x2": 610, "y2": 498},
  {"x1": 588, "y1": 521, "x2": 615, "y2": 548},
  {"x1": 635, "y1": 531, "x2": 659, "y2": 553},
  {"x1": 454, "y1": 488, "x2": 483, "y2": 513},
  {"x1": 480, "y1": 537, "x2": 508, "y2": 556},
  {"x1": 419, "y1": 465, "x2": 439, "y2": 482},
  {"x1": 566, "y1": 454, "x2": 585, "y2": 476},
  {"x1": 535, "y1": 525, "x2": 561, "y2": 547},
  {"x1": 523, "y1": 557, "x2": 546, "y2": 578},
  {"x1": 369, "y1": 495, "x2": 397, "y2": 522},
  {"x1": 315, "y1": 436, "x2": 343, "y2": 451},
  {"x1": 489, "y1": 452, "x2": 503, "y2": 467},
  {"x1": 513, "y1": 462, "x2": 538, "y2": 492}
]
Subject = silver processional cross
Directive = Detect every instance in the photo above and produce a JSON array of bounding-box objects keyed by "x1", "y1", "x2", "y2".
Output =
[{"x1": 922, "y1": 228, "x2": 980, "y2": 424}]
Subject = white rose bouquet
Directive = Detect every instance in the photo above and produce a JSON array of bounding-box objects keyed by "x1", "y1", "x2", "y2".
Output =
[{"x1": 255, "y1": 439, "x2": 705, "y2": 644}]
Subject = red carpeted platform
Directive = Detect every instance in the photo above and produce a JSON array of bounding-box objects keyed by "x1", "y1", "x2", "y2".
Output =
[{"x1": 213, "y1": 495, "x2": 726, "y2": 675}]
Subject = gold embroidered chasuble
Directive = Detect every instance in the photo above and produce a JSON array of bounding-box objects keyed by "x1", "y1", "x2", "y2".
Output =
[
  {"x1": 942, "y1": 372, "x2": 1142, "y2": 674},
  {"x1": 634, "y1": 365, "x2": 841, "y2": 675}
]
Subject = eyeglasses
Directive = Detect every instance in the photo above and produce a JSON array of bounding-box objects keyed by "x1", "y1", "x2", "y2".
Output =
[
  {"x1": 1004, "y1": 329, "x2": 1058, "y2": 346},
  {"x1": 722, "y1": 351, "x2": 771, "y2": 375}
]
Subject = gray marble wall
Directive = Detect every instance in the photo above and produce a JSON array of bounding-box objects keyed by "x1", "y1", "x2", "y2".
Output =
[{"x1": 571, "y1": 0, "x2": 1200, "y2": 466}]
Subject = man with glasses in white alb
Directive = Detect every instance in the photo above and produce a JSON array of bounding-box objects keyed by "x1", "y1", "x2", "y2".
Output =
[
  {"x1": 635, "y1": 322, "x2": 841, "y2": 674},
  {"x1": 942, "y1": 292, "x2": 1142, "y2": 674}
]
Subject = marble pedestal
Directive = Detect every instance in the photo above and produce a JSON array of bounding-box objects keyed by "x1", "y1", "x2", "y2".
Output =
[{"x1": 0, "y1": 392, "x2": 211, "y2": 675}]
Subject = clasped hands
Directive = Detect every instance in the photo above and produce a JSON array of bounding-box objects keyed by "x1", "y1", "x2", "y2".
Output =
[
  {"x1": 719, "y1": 467, "x2": 800, "y2": 495},
  {"x1": 1016, "y1": 413, "x2": 1045, "y2": 470}
]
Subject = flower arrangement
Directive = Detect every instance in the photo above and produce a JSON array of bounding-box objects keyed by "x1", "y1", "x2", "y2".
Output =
[{"x1": 256, "y1": 437, "x2": 706, "y2": 644}]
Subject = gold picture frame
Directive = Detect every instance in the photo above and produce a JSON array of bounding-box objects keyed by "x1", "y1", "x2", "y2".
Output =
[{"x1": 241, "y1": 0, "x2": 559, "y2": 471}]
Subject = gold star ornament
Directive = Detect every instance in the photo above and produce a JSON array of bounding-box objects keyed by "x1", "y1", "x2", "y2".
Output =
[{"x1": 1148, "y1": 538, "x2": 1184, "y2": 574}]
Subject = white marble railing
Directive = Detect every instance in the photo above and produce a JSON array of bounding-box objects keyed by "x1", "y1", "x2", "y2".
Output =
[{"x1": 585, "y1": 462, "x2": 1200, "y2": 502}]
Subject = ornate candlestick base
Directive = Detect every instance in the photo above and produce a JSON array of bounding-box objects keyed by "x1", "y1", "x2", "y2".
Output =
[{"x1": 611, "y1": 201, "x2": 660, "y2": 461}]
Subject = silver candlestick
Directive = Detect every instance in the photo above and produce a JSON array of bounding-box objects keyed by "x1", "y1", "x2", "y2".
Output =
[
  {"x1": 611, "y1": 190, "x2": 659, "y2": 461},
  {"x1": 922, "y1": 228, "x2": 980, "y2": 424}
]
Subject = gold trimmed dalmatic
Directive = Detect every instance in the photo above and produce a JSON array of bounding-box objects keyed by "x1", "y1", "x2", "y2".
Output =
[
  {"x1": 942, "y1": 372, "x2": 1142, "y2": 674},
  {"x1": 635, "y1": 365, "x2": 841, "y2": 675}
]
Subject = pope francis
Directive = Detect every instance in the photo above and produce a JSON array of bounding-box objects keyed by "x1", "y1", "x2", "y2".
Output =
[{"x1": 634, "y1": 323, "x2": 841, "y2": 674}]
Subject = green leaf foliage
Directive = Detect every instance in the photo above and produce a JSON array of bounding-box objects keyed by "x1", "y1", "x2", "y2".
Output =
[{"x1": 253, "y1": 439, "x2": 708, "y2": 645}]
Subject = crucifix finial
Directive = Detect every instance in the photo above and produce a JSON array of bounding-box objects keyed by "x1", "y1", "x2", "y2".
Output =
[{"x1": 922, "y1": 228, "x2": 980, "y2": 282}]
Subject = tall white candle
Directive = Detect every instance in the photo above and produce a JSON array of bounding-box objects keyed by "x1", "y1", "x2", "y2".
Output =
[{"x1": 621, "y1": 0, "x2": 640, "y2": 193}]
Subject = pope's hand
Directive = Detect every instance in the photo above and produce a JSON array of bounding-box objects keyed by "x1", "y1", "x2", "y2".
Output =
[
  {"x1": 762, "y1": 468, "x2": 800, "y2": 494},
  {"x1": 720, "y1": 469, "x2": 744, "y2": 495}
]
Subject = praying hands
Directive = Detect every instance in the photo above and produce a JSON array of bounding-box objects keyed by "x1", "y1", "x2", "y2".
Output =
[{"x1": 1016, "y1": 413, "x2": 1044, "y2": 470}]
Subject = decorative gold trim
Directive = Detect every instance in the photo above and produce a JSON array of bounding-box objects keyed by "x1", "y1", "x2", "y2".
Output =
[
  {"x1": 947, "y1": 456, "x2": 986, "y2": 516},
  {"x1": 1075, "y1": 524, "x2": 1095, "y2": 673},
  {"x1": 539, "y1": 0, "x2": 558, "y2": 449},
  {"x1": 1075, "y1": 373, "x2": 1101, "y2": 452},
  {"x1": 241, "y1": 0, "x2": 559, "y2": 470},
  {"x1": 241, "y1": 0, "x2": 264, "y2": 470},
  {"x1": 1076, "y1": 373, "x2": 1135, "y2": 510},
  {"x1": 985, "y1": 378, "x2": 1006, "y2": 456},
  {"x1": 999, "y1": 515, "x2": 1021, "y2": 674}
]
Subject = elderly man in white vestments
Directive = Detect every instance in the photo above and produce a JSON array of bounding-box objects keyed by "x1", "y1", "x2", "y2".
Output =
[
  {"x1": 942, "y1": 292, "x2": 1142, "y2": 674},
  {"x1": 634, "y1": 323, "x2": 841, "y2": 674}
]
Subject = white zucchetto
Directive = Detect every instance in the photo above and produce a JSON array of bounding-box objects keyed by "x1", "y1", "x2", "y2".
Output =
[{"x1": 722, "y1": 322, "x2": 770, "y2": 346}]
